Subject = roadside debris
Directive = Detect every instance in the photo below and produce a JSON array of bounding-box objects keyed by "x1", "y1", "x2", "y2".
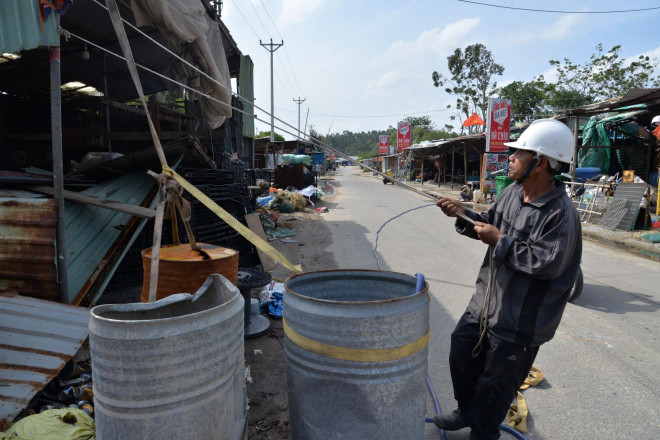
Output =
[
  {"x1": 259, "y1": 282, "x2": 285, "y2": 318},
  {"x1": 0, "y1": 408, "x2": 95, "y2": 440}
]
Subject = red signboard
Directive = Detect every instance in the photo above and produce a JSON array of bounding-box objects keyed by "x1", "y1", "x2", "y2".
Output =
[
  {"x1": 378, "y1": 135, "x2": 389, "y2": 154},
  {"x1": 397, "y1": 121, "x2": 412, "y2": 149},
  {"x1": 486, "y1": 98, "x2": 511, "y2": 153}
]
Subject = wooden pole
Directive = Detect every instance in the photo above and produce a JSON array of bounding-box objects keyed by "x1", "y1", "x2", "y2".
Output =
[
  {"x1": 571, "y1": 115, "x2": 579, "y2": 179},
  {"x1": 463, "y1": 142, "x2": 468, "y2": 185},
  {"x1": 451, "y1": 146, "x2": 455, "y2": 189},
  {"x1": 49, "y1": 19, "x2": 69, "y2": 304},
  {"x1": 421, "y1": 148, "x2": 425, "y2": 185}
]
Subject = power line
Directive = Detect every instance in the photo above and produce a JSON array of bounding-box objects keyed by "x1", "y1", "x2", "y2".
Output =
[
  {"x1": 302, "y1": 108, "x2": 452, "y2": 119},
  {"x1": 259, "y1": 0, "x2": 305, "y2": 97},
  {"x1": 228, "y1": 0, "x2": 261, "y2": 40},
  {"x1": 247, "y1": 0, "x2": 272, "y2": 39},
  {"x1": 274, "y1": 54, "x2": 301, "y2": 98},
  {"x1": 227, "y1": 2, "x2": 298, "y2": 99},
  {"x1": 81, "y1": 2, "x2": 351, "y2": 160},
  {"x1": 457, "y1": 0, "x2": 660, "y2": 14},
  {"x1": 261, "y1": 39, "x2": 284, "y2": 142}
]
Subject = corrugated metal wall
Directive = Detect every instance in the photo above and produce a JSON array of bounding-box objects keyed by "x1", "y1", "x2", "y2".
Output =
[
  {"x1": 0, "y1": 293, "x2": 90, "y2": 431},
  {"x1": 0, "y1": 198, "x2": 59, "y2": 301},
  {"x1": 0, "y1": 1, "x2": 59, "y2": 54},
  {"x1": 239, "y1": 54, "x2": 254, "y2": 138}
]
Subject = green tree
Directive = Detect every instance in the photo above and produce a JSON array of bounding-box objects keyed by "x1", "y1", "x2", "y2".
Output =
[
  {"x1": 403, "y1": 115, "x2": 434, "y2": 131},
  {"x1": 432, "y1": 43, "x2": 504, "y2": 132},
  {"x1": 494, "y1": 77, "x2": 548, "y2": 124},
  {"x1": 256, "y1": 130, "x2": 285, "y2": 141},
  {"x1": 549, "y1": 44, "x2": 660, "y2": 102},
  {"x1": 543, "y1": 85, "x2": 592, "y2": 112}
]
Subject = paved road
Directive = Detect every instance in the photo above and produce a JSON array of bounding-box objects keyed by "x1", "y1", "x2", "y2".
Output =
[{"x1": 320, "y1": 166, "x2": 660, "y2": 440}]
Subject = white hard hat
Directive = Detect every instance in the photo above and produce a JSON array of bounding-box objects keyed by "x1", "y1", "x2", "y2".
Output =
[
  {"x1": 504, "y1": 119, "x2": 574, "y2": 165},
  {"x1": 652, "y1": 115, "x2": 660, "y2": 126}
]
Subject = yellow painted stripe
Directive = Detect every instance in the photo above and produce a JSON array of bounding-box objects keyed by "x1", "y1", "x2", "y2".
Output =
[
  {"x1": 283, "y1": 318, "x2": 429, "y2": 362},
  {"x1": 163, "y1": 166, "x2": 303, "y2": 274}
]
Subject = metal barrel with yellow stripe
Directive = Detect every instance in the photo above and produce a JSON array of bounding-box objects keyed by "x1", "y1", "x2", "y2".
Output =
[{"x1": 283, "y1": 270, "x2": 430, "y2": 440}]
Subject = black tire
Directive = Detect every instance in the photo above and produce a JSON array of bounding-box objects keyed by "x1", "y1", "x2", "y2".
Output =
[{"x1": 568, "y1": 266, "x2": 583, "y2": 303}]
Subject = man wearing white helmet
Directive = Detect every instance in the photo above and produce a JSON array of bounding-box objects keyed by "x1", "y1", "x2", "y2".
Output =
[{"x1": 434, "y1": 119, "x2": 582, "y2": 439}]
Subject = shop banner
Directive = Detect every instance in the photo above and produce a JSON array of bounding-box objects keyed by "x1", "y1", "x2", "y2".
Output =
[
  {"x1": 480, "y1": 153, "x2": 509, "y2": 194},
  {"x1": 397, "y1": 121, "x2": 412, "y2": 149},
  {"x1": 486, "y1": 98, "x2": 511, "y2": 153},
  {"x1": 379, "y1": 134, "x2": 389, "y2": 154}
]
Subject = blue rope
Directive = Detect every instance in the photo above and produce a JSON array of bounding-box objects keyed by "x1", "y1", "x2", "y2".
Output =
[
  {"x1": 374, "y1": 204, "x2": 529, "y2": 440},
  {"x1": 373, "y1": 203, "x2": 435, "y2": 270}
]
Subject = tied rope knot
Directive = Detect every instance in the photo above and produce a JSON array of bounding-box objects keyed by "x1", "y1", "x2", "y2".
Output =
[{"x1": 148, "y1": 170, "x2": 200, "y2": 251}]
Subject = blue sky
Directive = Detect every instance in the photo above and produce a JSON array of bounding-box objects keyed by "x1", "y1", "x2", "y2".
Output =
[{"x1": 222, "y1": 0, "x2": 660, "y2": 138}]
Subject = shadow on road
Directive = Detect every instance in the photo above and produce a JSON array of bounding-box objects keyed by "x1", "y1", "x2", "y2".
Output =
[{"x1": 573, "y1": 282, "x2": 659, "y2": 314}]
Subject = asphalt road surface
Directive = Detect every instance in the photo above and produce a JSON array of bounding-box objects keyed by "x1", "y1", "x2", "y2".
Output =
[{"x1": 320, "y1": 166, "x2": 660, "y2": 440}]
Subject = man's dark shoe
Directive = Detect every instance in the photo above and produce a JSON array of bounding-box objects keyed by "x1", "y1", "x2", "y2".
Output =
[{"x1": 433, "y1": 409, "x2": 467, "y2": 431}]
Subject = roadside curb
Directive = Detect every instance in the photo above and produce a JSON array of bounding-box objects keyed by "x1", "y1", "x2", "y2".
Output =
[
  {"x1": 581, "y1": 226, "x2": 660, "y2": 262},
  {"x1": 409, "y1": 181, "x2": 660, "y2": 262}
]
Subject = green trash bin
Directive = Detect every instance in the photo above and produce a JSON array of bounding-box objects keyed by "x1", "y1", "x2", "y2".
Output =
[{"x1": 495, "y1": 176, "x2": 514, "y2": 198}]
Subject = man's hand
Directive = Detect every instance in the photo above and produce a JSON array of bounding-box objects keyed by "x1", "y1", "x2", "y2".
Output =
[
  {"x1": 436, "y1": 196, "x2": 465, "y2": 218},
  {"x1": 474, "y1": 222, "x2": 502, "y2": 246}
]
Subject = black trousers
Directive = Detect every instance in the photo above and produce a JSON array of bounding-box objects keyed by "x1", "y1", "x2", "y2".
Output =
[{"x1": 449, "y1": 311, "x2": 539, "y2": 440}]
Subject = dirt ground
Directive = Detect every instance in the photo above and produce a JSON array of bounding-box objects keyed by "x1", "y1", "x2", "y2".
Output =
[
  {"x1": 244, "y1": 204, "x2": 340, "y2": 439},
  {"x1": 95, "y1": 186, "x2": 341, "y2": 439}
]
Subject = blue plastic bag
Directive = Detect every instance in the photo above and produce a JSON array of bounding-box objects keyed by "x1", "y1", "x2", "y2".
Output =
[{"x1": 267, "y1": 292, "x2": 283, "y2": 319}]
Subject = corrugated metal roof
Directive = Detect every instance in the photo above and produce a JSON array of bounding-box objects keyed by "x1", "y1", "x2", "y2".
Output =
[
  {"x1": 0, "y1": 293, "x2": 89, "y2": 431},
  {"x1": 0, "y1": 198, "x2": 59, "y2": 301},
  {"x1": 0, "y1": 1, "x2": 243, "y2": 103},
  {"x1": 0, "y1": 1, "x2": 59, "y2": 54},
  {"x1": 64, "y1": 171, "x2": 156, "y2": 304},
  {"x1": 568, "y1": 88, "x2": 660, "y2": 115}
]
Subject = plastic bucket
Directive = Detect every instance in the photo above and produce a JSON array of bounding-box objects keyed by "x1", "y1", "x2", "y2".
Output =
[
  {"x1": 89, "y1": 274, "x2": 246, "y2": 440},
  {"x1": 283, "y1": 270, "x2": 429, "y2": 440},
  {"x1": 495, "y1": 176, "x2": 514, "y2": 198},
  {"x1": 575, "y1": 167, "x2": 601, "y2": 183}
]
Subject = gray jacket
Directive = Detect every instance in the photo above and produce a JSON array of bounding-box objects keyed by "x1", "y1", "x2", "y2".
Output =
[{"x1": 457, "y1": 180, "x2": 582, "y2": 346}]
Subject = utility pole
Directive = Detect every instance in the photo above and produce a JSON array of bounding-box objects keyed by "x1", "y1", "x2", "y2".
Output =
[
  {"x1": 293, "y1": 97, "x2": 306, "y2": 140},
  {"x1": 260, "y1": 39, "x2": 283, "y2": 142}
]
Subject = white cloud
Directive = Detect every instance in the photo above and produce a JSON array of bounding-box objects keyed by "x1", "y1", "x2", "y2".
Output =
[
  {"x1": 540, "y1": 66, "x2": 559, "y2": 83},
  {"x1": 503, "y1": 13, "x2": 584, "y2": 50},
  {"x1": 537, "y1": 13, "x2": 584, "y2": 41},
  {"x1": 628, "y1": 45, "x2": 660, "y2": 64},
  {"x1": 365, "y1": 18, "x2": 482, "y2": 97},
  {"x1": 278, "y1": 0, "x2": 327, "y2": 27},
  {"x1": 386, "y1": 17, "x2": 481, "y2": 59}
]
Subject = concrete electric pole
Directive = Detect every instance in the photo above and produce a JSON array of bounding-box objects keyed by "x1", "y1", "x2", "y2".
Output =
[
  {"x1": 260, "y1": 39, "x2": 283, "y2": 142},
  {"x1": 293, "y1": 97, "x2": 306, "y2": 140}
]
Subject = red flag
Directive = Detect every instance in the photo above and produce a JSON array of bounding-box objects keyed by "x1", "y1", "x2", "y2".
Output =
[
  {"x1": 653, "y1": 124, "x2": 660, "y2": 141},
  {"x1": 462, "y1": 113, "x2": 486, "y2": 127}
]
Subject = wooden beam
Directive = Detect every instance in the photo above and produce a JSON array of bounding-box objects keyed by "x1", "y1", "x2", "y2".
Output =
[
  {"x1": 101, "y1": 98, "x2": 185, "y2": 123},
  {"x1": 109, "y1": 131, "x2": 210, "y2": 141},
  {"x1": 577, "y1": 144, "x2": 650, "y2": 150},
  {"x1": 28, "y1": 186, "x2": 156, "y2": 218},
  {"x1": 463, "y1": 142, "x2": 468, "y2": 185}
]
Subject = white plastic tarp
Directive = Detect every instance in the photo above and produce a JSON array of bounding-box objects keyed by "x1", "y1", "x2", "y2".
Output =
[{"x1": 131, "y1": 0, "x2": 232, "y2": 129}]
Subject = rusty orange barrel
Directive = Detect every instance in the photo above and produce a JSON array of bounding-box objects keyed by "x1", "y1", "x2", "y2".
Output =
[{"x1": 141, "y1": 243, "x2": 238, "y2": 302}]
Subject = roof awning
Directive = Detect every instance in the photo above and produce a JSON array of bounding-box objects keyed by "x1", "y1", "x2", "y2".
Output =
[{"x1": 567, "y1": 88, "x2": 660, "y2": 116}]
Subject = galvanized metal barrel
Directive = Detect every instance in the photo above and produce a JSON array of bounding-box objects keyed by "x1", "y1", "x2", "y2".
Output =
[
  {"x1": 89, "y1": 274, "x2": 246, "y2": 440},
  {"x1": 284, "y1": 270, "x2": 429, "y2": 440}
]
